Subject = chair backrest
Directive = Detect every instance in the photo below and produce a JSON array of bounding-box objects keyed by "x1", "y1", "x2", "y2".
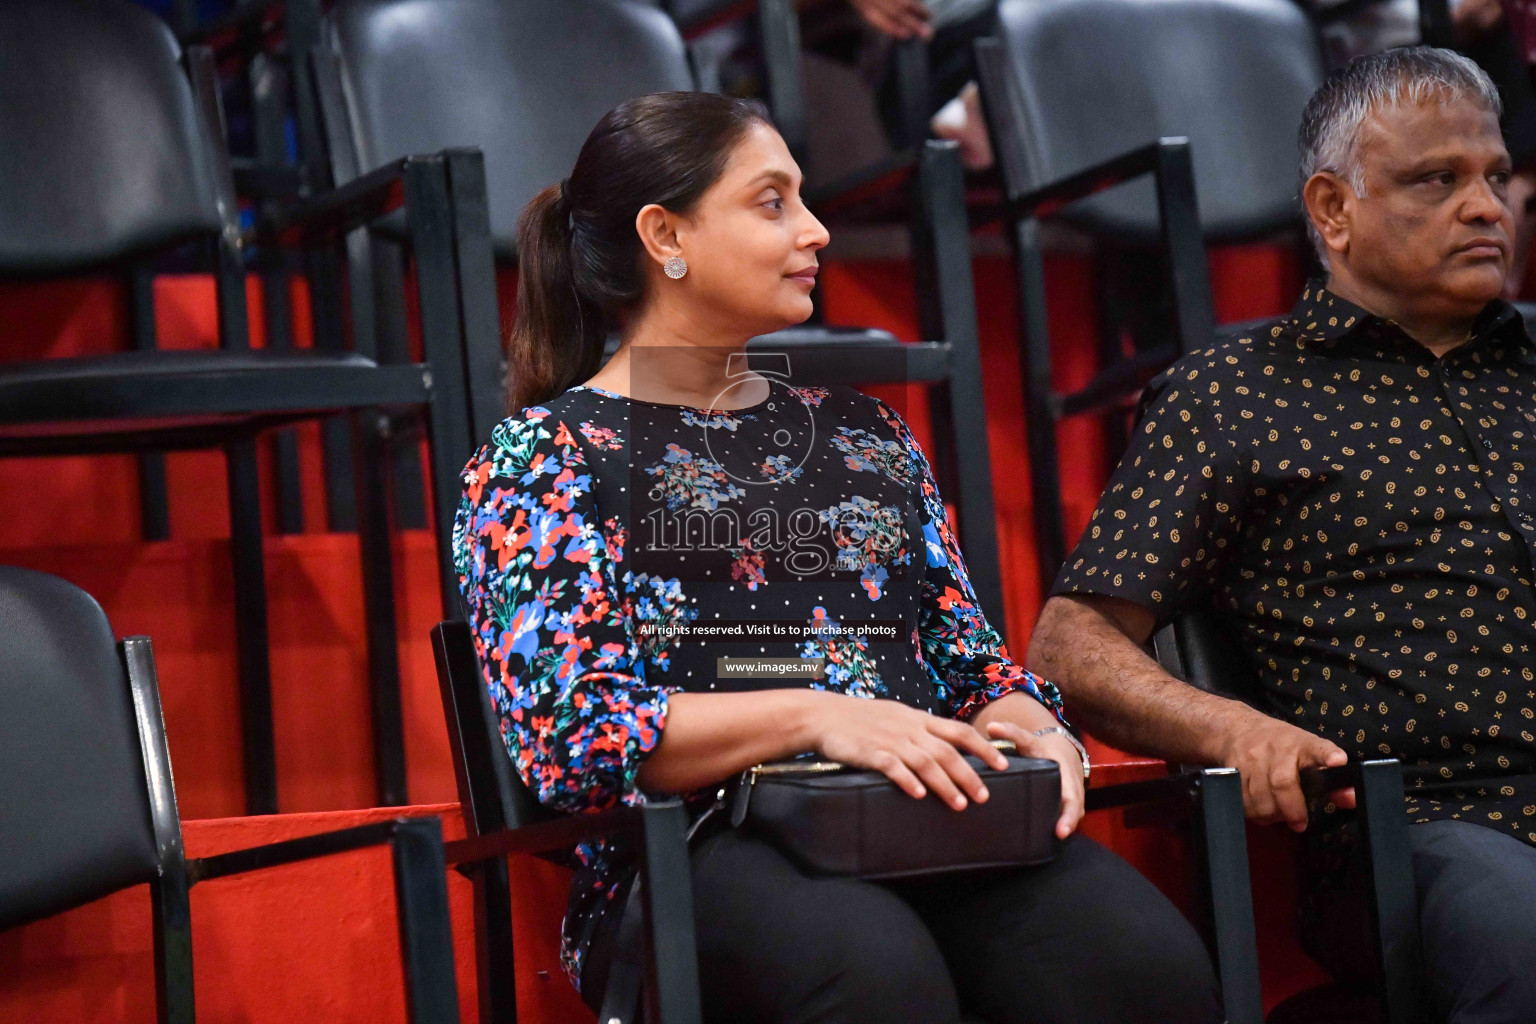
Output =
[
  {"x1": 0, "y1": 0, "x2": 231, "y2": 274},
  {"x1": 321, "y1": 0, "x2": 695, "y2": 256},
  {"x1": 1153, "y1": 607, "x2": 1266, "y2": 707},
  {"x1": 0, "y1": 567, "x2": 162, "y2": 930},
  {"x1": 990, "y1": 0, "x2": 1323, "y2": 242},
  {"x1": 432, "y1": 620, "x2": 554, "y2": 837}
]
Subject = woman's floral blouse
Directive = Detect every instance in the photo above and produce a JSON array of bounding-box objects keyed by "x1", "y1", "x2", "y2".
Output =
[{"x1": 453, "y1": 378, "x2": 1066, "y2": 994}]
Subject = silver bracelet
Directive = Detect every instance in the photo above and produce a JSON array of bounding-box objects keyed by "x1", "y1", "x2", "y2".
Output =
[{"x1": 1032, "y1": 727, "x2": 1091, "y2": 782}]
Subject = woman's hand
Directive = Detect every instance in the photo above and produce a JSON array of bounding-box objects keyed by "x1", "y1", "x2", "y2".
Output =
[
  {"x1": 847, "y1": 0, "x2": 934, "y2": 40},
  {"x1": 980, "y1": 720, "x2": 1086, "y2": 840},
  {"x1": 808, "y1": 692, "x2": 1009, "y2": 810},
  {"x1": 971, "y1": 692, "x2": 1087, "y2": 839}
]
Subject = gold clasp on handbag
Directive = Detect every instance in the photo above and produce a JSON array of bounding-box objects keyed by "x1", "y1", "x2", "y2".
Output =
[{"x1": 731, "y1": 737, "x2": 1021, "y2": 827}]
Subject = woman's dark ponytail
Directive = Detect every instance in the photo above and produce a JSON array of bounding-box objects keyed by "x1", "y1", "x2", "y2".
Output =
[
  {"x1": 503, "y1": 91, "x2": 770, "y2": 414},
  {"x1": 505, "y1": 181, "x2": 606, "y2": 414}
]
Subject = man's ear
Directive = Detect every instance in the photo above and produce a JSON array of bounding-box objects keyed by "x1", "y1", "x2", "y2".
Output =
[
  {"x1": 635, "y1": 203, "x2": 683, "y2": 270},
  {"x1": 1303, "y1": 170, "x2": 1354, "y2": 262}
]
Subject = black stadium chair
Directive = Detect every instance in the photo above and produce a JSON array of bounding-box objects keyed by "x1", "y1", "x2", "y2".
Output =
[
  {"x1": 309, "y1": 0, "x2": 1011, "y2": 625},
  {"x1": 973, "y1": 0, "x2": 1326, "y2": 593},
  {"x1": 1154, "y1": 611, "x2": 1426, "y2": 1024},
  {"x1": 431, "y1": 620, "x2": 701, "y2": 1024},
  {"x1": 434, "y1": 609, "x2": 1268, "y2": 1024},
  {"x1": 0, "y1": 0, "x2": 476, "y2": 815},
  {"x1": 646, "y1": 0, "x2": 811, "y2": 162},
  {"x1": 0, "y1": 565, "x2": 461, "y2": 1024}
]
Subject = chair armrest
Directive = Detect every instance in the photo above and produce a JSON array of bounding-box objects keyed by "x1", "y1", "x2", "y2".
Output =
[
  {"x1": 976, "y1": 138, "x2": 1181, "y2": 225},
  {"x1": 184, "y1": 816, "x2": 461, "y2": 1021},
  {"x1": 186, "y1": 815, "x2": 445, "y2": 883},
  {"x1": 1300, "y1": 761, "x2": 1365, "y2": 799},
  {"x1": 1300, "y1": 757, "x2": 1427, "y2": 1020},
  {"x1": 442, "y1": 804, "x2": 647, "y2": 865},
  {"x1": 1085, "y1": 766, "x2": 1260, "y2": 1020},
  {"x1": 249, "y1": 155, "x2": 461, "y2": 249},
  {"x1": 1085, "y1": 768, "x2": 1203, "y2": 813},
  {"x1": 1298, "y1": 757, "x2": 1418, "y2": 800}
]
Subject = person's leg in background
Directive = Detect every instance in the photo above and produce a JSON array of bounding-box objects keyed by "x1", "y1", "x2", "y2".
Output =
[{"x1": 896, "y1": 834, "x2": 1224, "y2": 1024}]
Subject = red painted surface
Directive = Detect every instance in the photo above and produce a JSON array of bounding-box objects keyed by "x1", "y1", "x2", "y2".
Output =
[
  {"x1": 0, "y1": 245, "x2": 1328, "y2": 1020},
  {"x1": 0, "y1": 804, "x2": 587, "y2": 1024}
]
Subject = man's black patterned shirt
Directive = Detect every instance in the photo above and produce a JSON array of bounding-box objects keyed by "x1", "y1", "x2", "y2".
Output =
[{"x1": 1053, "y1": 281, "x2": 1536, "y2": 844}]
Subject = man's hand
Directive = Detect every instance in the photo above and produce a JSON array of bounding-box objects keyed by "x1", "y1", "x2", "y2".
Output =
[
  {"x1": 1218, "y1": 710, "x2": 1357, "y2": 831},
  {"x1": 848, "y1": 0, "x2": 934, "y2": 39}
]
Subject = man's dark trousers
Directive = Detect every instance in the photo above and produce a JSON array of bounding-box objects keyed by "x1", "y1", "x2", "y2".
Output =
[{"x1": 1302, "y1": 818, "x2": 1536, "y2": 1023}]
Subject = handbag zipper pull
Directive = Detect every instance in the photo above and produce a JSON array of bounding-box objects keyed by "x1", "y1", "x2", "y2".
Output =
[
  {"x1": 685, "y1": 785, "x2": 731, "y2": 843},
  {"x1": 729, "y1": 766, "x2": 759, "y2": 828}
]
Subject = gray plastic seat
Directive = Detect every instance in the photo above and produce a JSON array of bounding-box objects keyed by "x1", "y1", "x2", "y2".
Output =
[
  {"x1": 993, "y1": 0, "x2": 1323, "y2": 244},
  {"x1": 976, "y1": 0, "x2": 1326, "y2": 590},
  {"x1": 325, "y1": 0, "x2": 693, "y2": 256}
]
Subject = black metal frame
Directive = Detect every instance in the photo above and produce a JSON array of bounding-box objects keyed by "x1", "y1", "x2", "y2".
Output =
[
  {"x1": 16, "y1": 630, "x2": 462, "y2": 1024},
  {"x1": 1153, "y1": 617, "x2": 1428, "y2": 1024},
  {"x1": 0, "y1": 38, "x2": 474, "y2": 816},
  {"x1": 972, "y1": 36, "x2": 1216, "y2": 597},
  {"x1": 1086, "y1": 767, "x2": 1265, "y2": 1024},
  {"x1": 431, "y1": 620, "x2": 702, "y2": 1024},
  {"x1": 182, "y1": 0, "x2": 378, "y2": 536}
]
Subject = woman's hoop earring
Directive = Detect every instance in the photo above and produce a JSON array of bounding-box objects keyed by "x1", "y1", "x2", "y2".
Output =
[{"x1": 663, "y1": 256, "x2": 688, "y2": 280}]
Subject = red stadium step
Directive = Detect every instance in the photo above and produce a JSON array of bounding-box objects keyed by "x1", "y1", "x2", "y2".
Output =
[{"x1": 0, "y1": 804, "x2": 586, "y2": 1024}]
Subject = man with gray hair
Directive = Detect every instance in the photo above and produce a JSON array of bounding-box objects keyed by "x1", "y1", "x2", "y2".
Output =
[{"x1": 1027, "y1": 46, "x2": 1536, "y2": 1021}]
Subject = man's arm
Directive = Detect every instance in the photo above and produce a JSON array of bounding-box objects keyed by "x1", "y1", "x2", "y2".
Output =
[{"x1": 1027, "y1": 592, "x2": 1353, "y2": 831}]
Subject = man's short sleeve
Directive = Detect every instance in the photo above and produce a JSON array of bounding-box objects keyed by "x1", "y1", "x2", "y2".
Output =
[{"x1": 1050, "y1": 362, "x2": 1246, "y2": 625}]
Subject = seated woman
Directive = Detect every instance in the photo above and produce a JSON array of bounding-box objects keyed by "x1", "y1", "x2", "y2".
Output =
[{"x1": 453, "y1": 90, "x2": 1218, "y2": 1024}]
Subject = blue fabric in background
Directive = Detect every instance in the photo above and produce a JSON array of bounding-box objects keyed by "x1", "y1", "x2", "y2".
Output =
[{"x1": 130, "y1": 0, "x2": 232, "y2": 27}]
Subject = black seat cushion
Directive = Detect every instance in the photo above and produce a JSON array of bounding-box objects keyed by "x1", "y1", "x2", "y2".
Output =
[
  {"x1": 0, "y1": 349, "x2": 433, "y2": 451},
  {"x1": 0, "y1": 566, "x2": 160, "y2": 931},
  {"x1": 603, "y1": 326, "x2": 903, "y2": 358},
  {"x1": 754, "y1": 326, "x2": 903, "y2": 346}
]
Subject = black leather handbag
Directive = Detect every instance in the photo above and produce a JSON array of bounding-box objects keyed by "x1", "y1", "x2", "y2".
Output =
[{"x1": 727, "y1": 740, "x2": 1062, "y2": 879}]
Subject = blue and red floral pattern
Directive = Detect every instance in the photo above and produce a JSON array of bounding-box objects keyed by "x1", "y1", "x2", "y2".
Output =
[{"x1": 453, "y1": 380, "x2": 1065, "y2": 994}]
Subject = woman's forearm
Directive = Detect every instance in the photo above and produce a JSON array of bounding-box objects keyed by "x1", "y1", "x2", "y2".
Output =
[
  {"x1": 635, "y1": 689, "x2": 831, "y2": 795},
  {"x1": 971, "y1": 690, "x2": 1064, "y2": 735}
]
